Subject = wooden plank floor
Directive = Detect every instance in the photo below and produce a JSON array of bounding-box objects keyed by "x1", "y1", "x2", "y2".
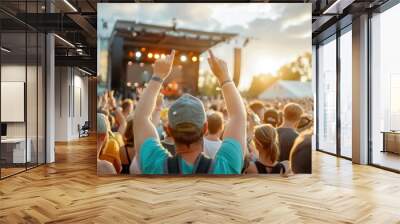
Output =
[{"x1": 1, "y1": 136, "x2": 400, "y2": 224}]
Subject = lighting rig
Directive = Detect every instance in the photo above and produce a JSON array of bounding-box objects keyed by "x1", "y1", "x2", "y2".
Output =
[{"x1": 125, "y1": 48, "x2": 203, "y2": 66}]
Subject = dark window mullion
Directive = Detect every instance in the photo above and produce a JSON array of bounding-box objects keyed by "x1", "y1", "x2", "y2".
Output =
[
  {"x1": 336, "y1": 28, "x2": 341, "y2": 157},
  {"x1": 36, "y1": 0, "x2": 39, "y2": 167},
  {"x1": 367, "y1": 11, "x2": 373, "y2": 165},
  {"x1": 315, "y1": 44, "x2": 320, "y2": 151},
  {"x1": 25, "y1": 0, "x2": 28, "y2": 171}
]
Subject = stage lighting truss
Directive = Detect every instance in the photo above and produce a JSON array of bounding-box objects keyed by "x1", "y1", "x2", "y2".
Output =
[{"x1": 128, "y1": 48, "x2": 201, "y2": 64}]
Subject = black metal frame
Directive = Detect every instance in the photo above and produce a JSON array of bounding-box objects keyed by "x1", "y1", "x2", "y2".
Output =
[
  {"x1": 336, "y1": 22, "x2": 341, "y2": 158},
  {"x1": 0, "y1": 0, "x2": 47, "y2": 180},
  {"x1": 367, "y1": 10, "x2": 373, "y2": 166}
]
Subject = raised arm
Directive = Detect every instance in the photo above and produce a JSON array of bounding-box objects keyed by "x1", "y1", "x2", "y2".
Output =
[
  {"x1": 151, "y1": 93, "x2": 164, "y2": 127},
  {"x1": 133, "y1": 50, "x2": 175, "y2": 153},
  {"x1": 207, "y1": 50, "x2": 247, "y2": 153}
]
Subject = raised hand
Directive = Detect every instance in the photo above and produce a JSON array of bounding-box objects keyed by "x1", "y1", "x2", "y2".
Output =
[
  {"x1": 207, "y1": 50, "x2": 230, "y2": 84},
  {"x1": 153, "y1": 50, "x2": 176, "y2": 80},
  {"x1": 207, "y1": 50, "x2": 246, "y2": 158}
]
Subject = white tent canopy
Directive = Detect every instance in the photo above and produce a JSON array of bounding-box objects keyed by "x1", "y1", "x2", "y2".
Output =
[{"x1": 258, "y1": 80, "x2": 312, "y2": 100}]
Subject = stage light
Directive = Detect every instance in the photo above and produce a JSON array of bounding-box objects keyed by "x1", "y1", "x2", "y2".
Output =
[
  {"x1": 154, "y1": 53, "x2": 160, "y2": 59},
  {"x1": 148, "y1": 52, "x2": 153, "y2": 59},
  {"x1": 128, "y1": 51, "x2": 134, "y2": 58},
  {"x1": 180, "y1": 55, "x2": 187, "y2": 62},
  {"x1": 191, "y1": 56, "x2": 198, "y2": 62},
  {"x1": 127, "y1": 82, "x2": 132, "y2": 87},
  {"x1": 161, "y1": 54, "x2": 166, "y2": 59},
  {"x1": 135, "y1": 51, "x2": 142, "y2": 58},
  {"x1": 128, "y1": 61, "x2": 133, "y2": 66},
  {"x1": 140, "y1": 62, "x2": 144, "y2": 67},
  {"x1": 141, "y1": 47, "x2": 146, "y2": 52}
]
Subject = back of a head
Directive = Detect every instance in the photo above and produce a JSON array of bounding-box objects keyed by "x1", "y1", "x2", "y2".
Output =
[
  {"x1": 249, "y1": 101, "x2": 265, "y2": 115},
  {"x1": 121, "y1": 99, "x2": 133, "y2": 112},
  {"x1": 168, "y1": 94, "x2": 206, "y2": 147},
  {"x1": 283, "y1": 103, "x2": 303, "y2": 123},
  {"x1": 289, "y1": 133, "x2": 312, "y2": 173},
  {"x1": 254, "y1": 124, "x2": 280, "y2": 163},
  {"x1": 263, "y1": 108, "x2": 279, "y2": 127},
  {"x1": 207, "y1": 112, "x2": 224, "y2": 135}
]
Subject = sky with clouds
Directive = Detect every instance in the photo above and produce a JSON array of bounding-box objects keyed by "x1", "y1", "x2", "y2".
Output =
[{"x1": 98, "y1": 3, "x2": 311, "y2": 90}]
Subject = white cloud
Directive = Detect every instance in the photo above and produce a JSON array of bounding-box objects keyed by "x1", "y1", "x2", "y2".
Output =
[
  {"x1": 210, "y1": 4, "x2": 285, "y2": 29},
  {"x1": 292, "y1": 31, "x2": 311, "y2": 39},
  {"x1": 281, "y1": 12, "x2": 311, "y2": 31}
]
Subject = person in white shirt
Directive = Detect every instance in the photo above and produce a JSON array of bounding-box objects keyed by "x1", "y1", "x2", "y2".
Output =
[{"x1": 203, "y1": 112, "x2": 224, "y2": 159}]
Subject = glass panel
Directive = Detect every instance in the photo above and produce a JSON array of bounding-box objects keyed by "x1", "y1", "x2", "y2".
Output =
[
  {"x1": 339, "y1": 29, "x2": 352, "y2": 158},
  {"x1": 27, "y1": 30, "x2": 38, "y2": 169},
  {"x1": 0, "y1": 1, "x2": 46, "y2": 178},
  {"x1": 1, "y1": 31, "x2": 28, "y2": 177},
  {"x1": 317, "y1": 37, "x2": 337, "y2": 154},
  {"x1": 371, "y1": 4, "x2": 400, "y2": 171}
]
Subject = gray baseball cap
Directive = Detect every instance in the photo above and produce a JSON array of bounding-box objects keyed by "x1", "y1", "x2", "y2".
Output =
[{"x1": 168, "y1": 94, "x2": 206, "y2": 131}]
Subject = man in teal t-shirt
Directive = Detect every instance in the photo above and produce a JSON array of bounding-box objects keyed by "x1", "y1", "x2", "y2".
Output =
[{"x1": 132, "y1": 50, "x2": 247, "y2": 175}]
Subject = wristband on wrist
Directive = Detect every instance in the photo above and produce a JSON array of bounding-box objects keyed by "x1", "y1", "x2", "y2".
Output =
[
  {"x1": 151, "y1": 75, "x2": 164, "y2": 83},
  {"x1": 221, "y1": 79, "x2": 233, "y2": 87}
]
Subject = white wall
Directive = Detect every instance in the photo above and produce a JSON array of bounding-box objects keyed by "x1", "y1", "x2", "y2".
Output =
[
  {"x1": 0, "y1": 65, "x2": 43, "y2": 138},
  {"x1": 1, "y1": 65, "x2": 26, "y2": 138},
  {"x1": 54, "y1": 67, "x2": 89, "y2": 141}
]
